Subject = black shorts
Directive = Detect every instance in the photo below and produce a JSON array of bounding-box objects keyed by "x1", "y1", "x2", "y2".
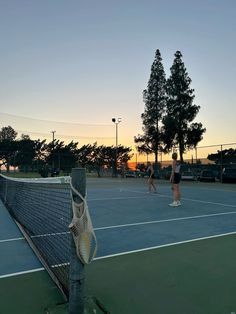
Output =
[{"x1": 173, "y1": 173, "x2": 181, "y2": 184}]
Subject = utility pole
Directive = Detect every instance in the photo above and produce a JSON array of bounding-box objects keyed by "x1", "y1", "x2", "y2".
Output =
[
  {"x1": 112, "y1": 118, "x2": 122, "y2": 177},
  {"x1": 51, "y1": 131, "x2": 56, "y2": 173}
]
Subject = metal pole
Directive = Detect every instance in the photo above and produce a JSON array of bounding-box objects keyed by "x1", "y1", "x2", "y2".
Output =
[
  {"x1": 51, "y1": 131, "x2": 56, "y2": 171},
  {"x1": 220, "y1": 145, "x2": 223, "y2": 183},
  {"x1": 115, "y1": 122, "x2": 118, "y2": 177},
  {"x1": 116, "y1": 122, "x2": 118, "y2": 147},
  {"x1": 52, "y1": 130, "x2": 55, "y2": 142},
  {"x1": 69, "y1": 168, "x2": 86, "y2": 314},
  {"x1": 112, "y1": 118, "x2": 121, "y2": 177}
]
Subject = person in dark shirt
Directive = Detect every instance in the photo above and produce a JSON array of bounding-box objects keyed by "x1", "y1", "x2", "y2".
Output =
[
  {"x1": 146, "y1": 162, "x2": 157, "y2": 193},
  {"x1": 169, "y1": 152, "x2": 181, "y2": 206}
]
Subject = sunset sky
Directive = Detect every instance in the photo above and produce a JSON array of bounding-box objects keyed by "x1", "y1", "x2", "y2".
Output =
[{"x1": 0, "y1": 0, "x2": 235, "y2": 161}]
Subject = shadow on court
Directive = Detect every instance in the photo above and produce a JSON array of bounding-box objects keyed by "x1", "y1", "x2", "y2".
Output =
[{"x1": 86, "y1": 234, "x2": 236, "y2": 314}]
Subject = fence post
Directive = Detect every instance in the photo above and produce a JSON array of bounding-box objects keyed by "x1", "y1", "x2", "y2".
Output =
[
  {"x1": 220, "y1": 145, "x2": 223, "y2": 183},
  {"x1": 69, "y1": 168, "x2": 86, "y2": 314}
]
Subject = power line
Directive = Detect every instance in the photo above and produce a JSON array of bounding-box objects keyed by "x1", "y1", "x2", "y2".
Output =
[
  {"x1": 16, "y1": 130, "x2": 114, "y2": 140},
  {"x1": 0, "y1": 112, "x2": 112, "y2": 127}
]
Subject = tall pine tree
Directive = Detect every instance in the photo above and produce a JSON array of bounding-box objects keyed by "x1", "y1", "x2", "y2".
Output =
[
  {"x1": 134, "y1": 49, "x2": 166, "y2": 163},
  {"x1": 164, "y1": 51, "x2": 205, "y2": 162}
]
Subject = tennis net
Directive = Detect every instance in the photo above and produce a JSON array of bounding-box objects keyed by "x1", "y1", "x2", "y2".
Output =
[{"x1": 0, "y1": 174, "x2": 72, "y2": 296}]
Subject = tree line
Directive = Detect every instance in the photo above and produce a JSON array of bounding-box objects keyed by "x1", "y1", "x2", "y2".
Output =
[
  {"x1": 0, "y1": 125, "x2": 133, "y2": 177},
  {"x1": 5, "y1": 49, "x2": 234, "y2": 176},
  {"x1": 135, "y1": 49, "x2": 206, "y2": 162},
  {"x1": 208, "y1": 149, "x2": 236, "y2": 165}
]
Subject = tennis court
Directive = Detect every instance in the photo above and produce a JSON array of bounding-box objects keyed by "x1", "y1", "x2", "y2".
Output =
[
  {"x1": 1, "y1": 177, "x2": 236, "y2": 313},
  {"x1": 85, "y1": 178, "x2": 236, "y2": 314}
]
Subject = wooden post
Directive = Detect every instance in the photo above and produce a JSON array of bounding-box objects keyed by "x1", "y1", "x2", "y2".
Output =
[{"x1": 69, "y1": 168, "x2": 86, "y2": 314}]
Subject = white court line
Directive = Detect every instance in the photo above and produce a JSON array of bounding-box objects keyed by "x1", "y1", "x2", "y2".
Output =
[
  {"x1": 3, "y1": 231, "x2": 236, "y2": 278},
  {"x1": 0, "y1": 262, "x2": 70, "y2": 280},
  {"x1": 0, "y1": 232, "x2": 69, "y2": 243},
  {"x1": 124, "y1": 189, "x2": 236, "y2": 208},
  {"x1": 0, "y1": 267, "x2": 45, "y2": 279},
  {"x1": 94, "y1": 230, "x2": 236, "y2": 261},
  {"x1": 94, "y1": 211, "x2": 236, "y2": 231},
  {"x1": 180, "y1": 197, "x2": 236, "y2": 208},
  {"x1": 31, "y1": 231, "x2": 69, "y2": 239},
  {"x1": 0, "y1": 236, "x2": 24, "y2": 243},
  {"x1": 89, "y1": 189, "x2": 236, "y2": 208},
  {"x1": 89, "y1": 195, "x2": 149, "y2": 201},
  {"x1": 4, "y1": 211, "x2": 236, "y2": 239},
  {"x1": 181, "y1": 185, "x2": 236, "y2": 193},
  {"x1": 2, "y1": 191, "x2": 235, "y2": 240}
]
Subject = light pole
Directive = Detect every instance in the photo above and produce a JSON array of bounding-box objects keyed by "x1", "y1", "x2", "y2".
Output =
[
  {"x1": 112, "y1": 118, "x2": 122, "y2": 177},
  {"x1": 51, "y1": 130, "x2": 56, "y2": 144},
  {"x1": 112, "y1": 118, "x2": 122, "y2": 146}
]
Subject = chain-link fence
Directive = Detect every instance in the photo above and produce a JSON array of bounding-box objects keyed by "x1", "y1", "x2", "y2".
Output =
[{"x1": 131, "y1": 142, "x2": 236, "y2": 182}]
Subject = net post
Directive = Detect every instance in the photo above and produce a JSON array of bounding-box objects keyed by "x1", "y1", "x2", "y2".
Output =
[{"x1": 69, "y1": 168, "x2": 86, "y2": 314}]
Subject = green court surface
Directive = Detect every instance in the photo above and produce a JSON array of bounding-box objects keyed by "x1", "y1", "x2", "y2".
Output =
[
  {"x1": 0, "y1": 270, "x2": 104, "y2": 314},
  {"x1": 0, "y1": 270, "x2": 66, "y2": 314},
  {"x1": 86, "y1": 233, "x2": 236, "y2": 314},
  {"x1": 1, "y1": 233, "x2": 236, "y2": 314}
]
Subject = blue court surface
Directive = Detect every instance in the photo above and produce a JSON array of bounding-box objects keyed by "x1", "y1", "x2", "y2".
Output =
[
  {"x1": 0, "y1": 200, "x2": 43, "y2": 277},
  {"x1": 86, "y1": 179, "x2": 236, "y2": 259}
]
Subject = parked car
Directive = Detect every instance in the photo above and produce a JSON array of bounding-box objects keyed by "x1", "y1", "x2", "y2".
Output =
[
  {"x1": 195, "y1": 170, "x2": 202, "y2": 181},
  {"x1": 136, "y1": 169, "x2": 148, "y2": 178},
  {"x1": 199, "y1": 170, "x2": 215, "y2": 182},
  {"x1": 125, "y1": 170, "x2": 136, "y2": 178},
  {"x1": 222, "y1": 168, "x2": 236, "y2": 183},
  {"x1": 181, "y1": 171, "x2": 196, "y2": 181}
]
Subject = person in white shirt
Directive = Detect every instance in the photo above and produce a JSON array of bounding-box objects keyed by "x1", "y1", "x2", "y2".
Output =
[{"x1": 169, "y1": 152, "x2": 181, "y2": 207}]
